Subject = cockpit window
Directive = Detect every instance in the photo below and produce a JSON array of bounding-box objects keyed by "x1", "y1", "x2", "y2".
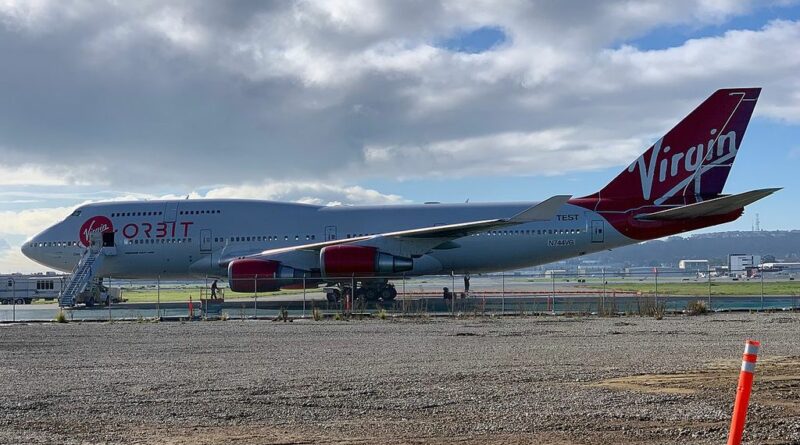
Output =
[{"x1": 71, "y1": 210, "x2": 82, "y2": 217}]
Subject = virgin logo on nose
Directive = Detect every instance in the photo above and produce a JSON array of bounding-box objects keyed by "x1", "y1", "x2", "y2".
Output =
[{"x1": 79, "y1": 216, "x2": 114, "y2": 246}]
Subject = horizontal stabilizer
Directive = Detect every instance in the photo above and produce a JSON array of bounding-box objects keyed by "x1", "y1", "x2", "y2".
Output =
[
  {"x1": 509, "y1": 195, "x2": 572, "y2": 222},
  {"x1": 635, "y1": 188, "x2": 781, "y2": 221}
]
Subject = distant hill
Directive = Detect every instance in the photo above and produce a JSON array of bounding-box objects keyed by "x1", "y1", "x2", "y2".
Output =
[{"x1": 579, "y1": 230, "x2": 800, "y2": 267}]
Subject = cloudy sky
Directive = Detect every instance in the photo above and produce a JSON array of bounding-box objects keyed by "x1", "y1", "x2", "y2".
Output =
[{"x1": 2, "y1": 0, "x2": 800, "y2": 272}]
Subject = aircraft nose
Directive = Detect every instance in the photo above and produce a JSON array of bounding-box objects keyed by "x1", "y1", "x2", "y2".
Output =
[
  {"x1": 21, "y1": 240, "x2": 32, "y2": 258},
  {"x1": 21, "y1": 237, "x2": 37, "y2": 260}
]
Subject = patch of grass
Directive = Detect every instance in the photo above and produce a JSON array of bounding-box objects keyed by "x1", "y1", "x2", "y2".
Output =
[
  {"x1": 636, "y1": 297, "x2": 665, "y2": 320},
  {"x1": 54, "y1": 310, "x2": 67, "y2": 323},
  {"x1": 312, "y1": 307, "x2": 322, "y2": 321},
  {"x1": 581, "y1": 281, "x2": 799, "y2": 296},
  {"x1": 120, "y1": 287, "x2": 324, "y2": 303},
  {"x1": 376, "y1": 308, "x2": 388, "y2": 320},
  {"x1": 275, "y1": 307, "x2": 289, "y2": 323},
  {"x1": 686, "y1": 300, "x2": 708, "y2": 316}
]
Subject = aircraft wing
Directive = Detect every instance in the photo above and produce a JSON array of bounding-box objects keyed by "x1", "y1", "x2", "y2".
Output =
[
  {"x1": 223, "y1": 195, "x2": 571, "y2": 265},
  {"x1": 634, "y1": 188, "x2": 780, "y2": 221}
]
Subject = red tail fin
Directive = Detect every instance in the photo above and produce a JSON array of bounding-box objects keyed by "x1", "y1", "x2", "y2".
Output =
[{"x1": 593, "y1": 88, "x2": 760, "y2": 210}]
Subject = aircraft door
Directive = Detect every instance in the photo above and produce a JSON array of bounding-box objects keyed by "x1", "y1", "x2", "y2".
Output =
[
  {"x1": 200, "y1": 229, "x2": 212, "y2": 252},
  {"x1": 102, "y1": 232, "x2": 115, "y2": 247},
  {"x1": 163, "y1": 201, "x2": 178, "y2": 222},
  {"x1": 591, "y1": 220, "x2": 604, "y2": 243},
  {"x1": 325, "y1": 225, "x2": 337, "y2": 241},
  {"x1": 89, "y1": 230, "x2": 103, "y2": 253}
]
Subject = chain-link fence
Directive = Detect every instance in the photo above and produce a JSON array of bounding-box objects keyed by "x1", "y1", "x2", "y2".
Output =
[{"x1": 3, "y1": 269, "x2": 797, "y2": 322}]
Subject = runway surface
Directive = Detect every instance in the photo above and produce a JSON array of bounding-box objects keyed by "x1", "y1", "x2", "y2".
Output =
[{"x1": 1, "y1": 313, "x2": 799, "y2": 444}]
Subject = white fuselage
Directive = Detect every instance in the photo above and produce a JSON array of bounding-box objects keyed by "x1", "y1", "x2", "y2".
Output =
[{"x1": 22, "y1": 199, "x2": 631, "y2": 279}]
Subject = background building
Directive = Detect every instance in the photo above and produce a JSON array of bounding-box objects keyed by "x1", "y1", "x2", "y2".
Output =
[
  {"x1": 678, "y1": 259, "x2": 709, "y2": 272},
  {"x1": 728, "y1": 254, "x2": 761, "y2": 276}
]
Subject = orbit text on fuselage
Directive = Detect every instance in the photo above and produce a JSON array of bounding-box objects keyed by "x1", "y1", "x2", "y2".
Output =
[
  {"x1": 121, "y1": 221, "x2": 194, "y2": 239},
  {"x1": 628, "y1": 129, "x2": 737, "y2": 201}
]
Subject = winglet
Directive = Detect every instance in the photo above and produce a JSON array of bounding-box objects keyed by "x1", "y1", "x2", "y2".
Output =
[{"x1": 509, "y1": 195, "x2": 572, "y2": 222}]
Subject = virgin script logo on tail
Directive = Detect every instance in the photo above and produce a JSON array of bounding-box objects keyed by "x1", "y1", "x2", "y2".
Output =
[
  {"x1": 79, "y1": 216, "x2": 114, "y2": 246},
  {"x1": 628, "y1": 129, "x2": 737, "y2": 201}
]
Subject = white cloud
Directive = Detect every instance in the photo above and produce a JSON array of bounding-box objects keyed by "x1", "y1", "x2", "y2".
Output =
[
  {"x1": 0, "y1": 206, "x2": 74, "y2": 238},
  {"x1": 0, "y1": 247, "x2": 50, "y2": 273},
  {"x1": 0, "y1": 1, "x2": 799, "y2": 188},
  {"x1": 0, "y1": 163, "x2": 93, "y2": 186},
  {"x1": 201, "y1": 181, "x2": 407, "y2": 206},
  {"x1": 363, "y1": 129, "x2": 644, "y2": 179}
]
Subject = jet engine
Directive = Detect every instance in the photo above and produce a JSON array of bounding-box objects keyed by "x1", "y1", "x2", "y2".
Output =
[
  {"x1": 227, "y1": 258, "x2": 307, "y2": 292},
  {"x1": 320, "y1": 245, "x2": 413, "y2": 277}
]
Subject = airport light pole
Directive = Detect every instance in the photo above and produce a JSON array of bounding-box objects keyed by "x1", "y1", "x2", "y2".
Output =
[
  {"x1": 708, "y1": 265, "x2": 712, "y2": 310},
  {"x1": 302, "y1": 274, "x2": 306, "y2": 318},
  {"x1": 108, "y1": 276, "x2": 112, "y2": 322},
  {"x1": 451, "y1": 272, "x2": 456, "y2": 318},
  {"x1": 402, "y1": 274, "x2": 406, "y2": 315},
  {"x1": 760, "y1": 269, "x2": 764, "y2": 311},
  {"x1": 551, "y1": 272, "x2": 555, "y2": 313},
  {"x1": 654, "y1": 267, "x2": 658, "y2": 308},
  {"x1": 501, "y1": 273, "x2": 505, "y2": 315},
  {"x1": 254, "y1": 275, "x2": 259, "y2": 319},
  {"x1": 156, "y1": 275, "x2": 160, "y2": 320},
  {"x1": 602, "y1": 268, "x2": 606, "y2": 314}
]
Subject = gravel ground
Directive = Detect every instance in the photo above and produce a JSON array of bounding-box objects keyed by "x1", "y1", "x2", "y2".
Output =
[{"x1": 1, "y1": 313, "x2": 799, "y2": 445}]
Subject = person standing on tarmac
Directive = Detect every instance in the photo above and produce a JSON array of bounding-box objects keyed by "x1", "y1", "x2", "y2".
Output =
[{"x1": 211, "y1": 279, "x2": 218, "y2": 299}]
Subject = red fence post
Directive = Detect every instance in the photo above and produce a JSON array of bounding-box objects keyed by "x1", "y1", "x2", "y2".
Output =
[{"x1": 727, "y1": 339, "x2": 760, "y2": 445}]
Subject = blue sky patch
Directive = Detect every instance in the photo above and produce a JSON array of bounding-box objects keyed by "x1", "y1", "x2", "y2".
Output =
[
  {"x1": 437, "y1": 26, "x2": 507, "y2": 53},
  {"x1": 624, "y1": 3, "x2": 800, "y2": 51}
]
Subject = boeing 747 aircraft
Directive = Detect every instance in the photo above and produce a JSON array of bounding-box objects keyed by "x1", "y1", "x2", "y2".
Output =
[{"x1": 22, "y1": 88, "x2": 779, "y2": 302}]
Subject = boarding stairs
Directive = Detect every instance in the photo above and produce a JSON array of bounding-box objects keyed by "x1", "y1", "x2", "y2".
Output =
[{"x1": 58, "y1": 250, "x2": 103, "y2": 307}]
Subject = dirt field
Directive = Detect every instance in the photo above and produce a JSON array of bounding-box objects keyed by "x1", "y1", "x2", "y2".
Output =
[{"x1": 1, "y1": 313, "x2": 799, "y2": 444}]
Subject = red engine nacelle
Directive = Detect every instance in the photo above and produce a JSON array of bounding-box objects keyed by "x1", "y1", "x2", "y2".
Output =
[
  {"x1": 227, "y1": 258, "x2": 306, "y2": 293},
  {"x1": 320, "y1": 245, "x2": 413, "y2": 277}
]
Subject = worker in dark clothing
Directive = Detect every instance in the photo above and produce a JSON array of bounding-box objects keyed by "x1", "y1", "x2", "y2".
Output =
[
  {"x1": 463, "y1": 274, "x2": 471, "y2": 294},
  {"x1": 211, "y1": 279, "x2": 218, "y2": 299},
  {"x1": 442, "y1": 286, "x2": 452, "y2": 300}
]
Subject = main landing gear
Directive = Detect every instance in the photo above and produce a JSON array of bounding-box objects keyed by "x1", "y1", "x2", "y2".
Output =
[{"x1": 324, "y1": 279, "x2": 398, "y2": 303}]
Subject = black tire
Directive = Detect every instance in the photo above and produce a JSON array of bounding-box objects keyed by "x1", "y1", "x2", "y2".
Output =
[
  {"x1": 85, "y1": 296, "x2": 95, "y2": 307},
  {"x1": 14, "y1": 298, "x2": 25, "y2": 305},
  {"x1": 381, "y1": 286, "x2": 397, "y2": 301},
  {"x1": 24, "y1": 299, "x2": 33, "y2": 305}
]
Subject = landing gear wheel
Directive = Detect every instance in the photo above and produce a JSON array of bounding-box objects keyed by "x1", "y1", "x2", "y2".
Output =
[
  {"x1": 380, "y1": 286, "x2": 397, "y2": 301},
  {"x1": 355, "y1": 287, "x2": 367, "y2": 303},
  {"x1": 14, "y1": 298, "x2": 24, "y2": 305},
  {"x1": 85, "y1": 296, "x2": 95, "y2": 307}
]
